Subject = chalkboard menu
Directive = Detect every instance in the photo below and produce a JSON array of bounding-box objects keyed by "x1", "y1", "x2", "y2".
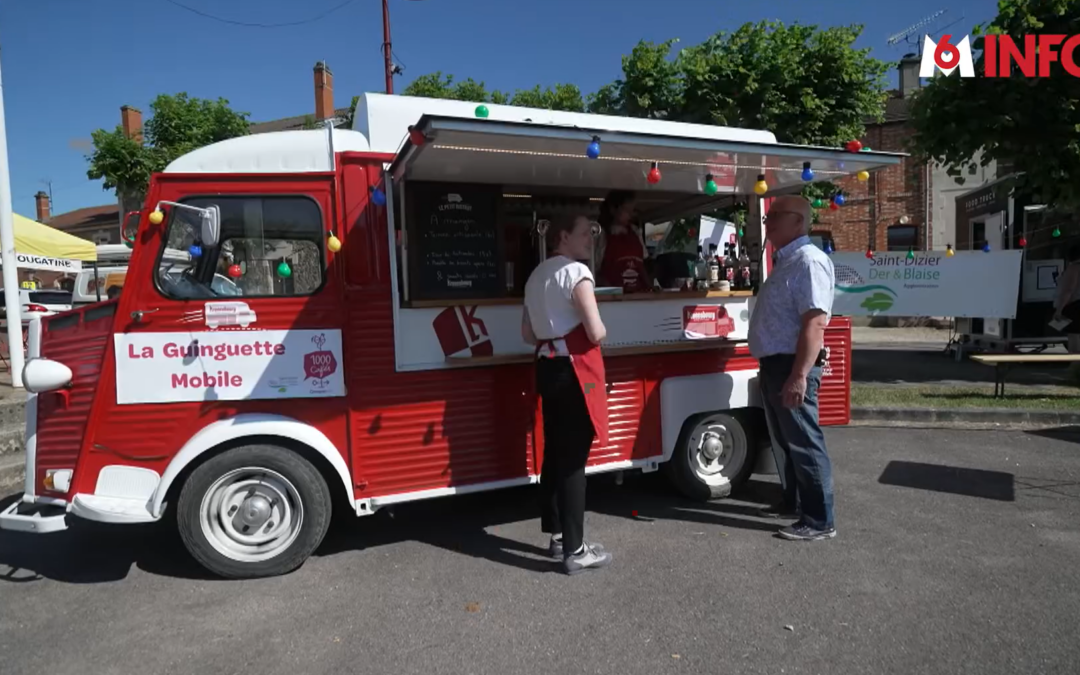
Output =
[{"x1": 408, "y1": 182, "x2": 502, "y2": 299}]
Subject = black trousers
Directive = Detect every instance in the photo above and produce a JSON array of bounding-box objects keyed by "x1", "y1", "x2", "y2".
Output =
[{"x1": 536, "y1": 356, "x2": 595, "y2": 554}]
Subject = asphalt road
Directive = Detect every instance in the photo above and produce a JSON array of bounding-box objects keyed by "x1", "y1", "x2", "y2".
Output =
[{"x1": 2, "y1": 426, "x2": 1080, "y2": 675}]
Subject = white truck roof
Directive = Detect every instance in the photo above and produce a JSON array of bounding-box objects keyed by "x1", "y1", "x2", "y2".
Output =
[{"x1": 165, "y1": 93, "x2": 779, "y2": 175}]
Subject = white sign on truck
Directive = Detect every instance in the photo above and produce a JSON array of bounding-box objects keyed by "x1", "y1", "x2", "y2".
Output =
[{"x1": 114, "y1": 329, "x2": 345, "y2": 404}]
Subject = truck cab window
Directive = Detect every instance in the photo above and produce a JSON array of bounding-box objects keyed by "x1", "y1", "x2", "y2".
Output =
[{"x1": 157, "y1": 196, "x2": 325, "y2": 299}]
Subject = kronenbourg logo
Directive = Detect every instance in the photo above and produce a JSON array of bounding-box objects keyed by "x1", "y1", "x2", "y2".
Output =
[
  {"x1": 920, "y1": 34, "x2": 976, "y2": 78},
  {"x1": 834, "y1": 264, "x2": 898, "y2": 313}
]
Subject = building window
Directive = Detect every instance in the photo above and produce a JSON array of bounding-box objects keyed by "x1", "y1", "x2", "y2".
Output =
[
  {"x1": 94, "y1": 233, "x2": 111, "y2": 245},
  {"x1": 157, "y1": 195, "x2": 324, "y2": 300},
  {"x1": 887, "y1": 225, "x2": 918, "y2": 251}
]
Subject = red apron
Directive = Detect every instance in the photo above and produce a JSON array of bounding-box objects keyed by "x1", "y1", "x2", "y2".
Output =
[
  {"x1": 601, "y1": 228, "x2": 648, "y2": 293},
  {"x1": 536, "y1": 324, "x2": 609, "y2": 447}
]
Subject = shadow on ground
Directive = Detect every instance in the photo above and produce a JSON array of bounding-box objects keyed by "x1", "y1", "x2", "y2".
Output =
[
  {"x1": 0, "y1": 473, "x2": 783, "y2": 585},
  {"x1": 878, "y1": 460, "x2": 1015, "y2": 502},
  {"x1": 1027, "y1": 426, "x2": 1080, "y2": 445}
]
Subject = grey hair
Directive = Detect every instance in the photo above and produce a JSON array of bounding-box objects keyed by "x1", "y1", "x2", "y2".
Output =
[{"x1": 772, "y1": 195, "x2": 813, "y2": 231}]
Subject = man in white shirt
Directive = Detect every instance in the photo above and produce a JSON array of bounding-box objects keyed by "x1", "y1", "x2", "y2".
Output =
[{"x1": 747, "y1": 196, "x2": 836, "y2": 541}]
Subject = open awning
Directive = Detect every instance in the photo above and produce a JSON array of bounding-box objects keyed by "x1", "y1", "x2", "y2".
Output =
[
  {"x1": 390, "y1": 115, "x2": 905, "y2": 196},
  {"x1": 3, "y1": 213, "x2": 98, "y2": 273}
]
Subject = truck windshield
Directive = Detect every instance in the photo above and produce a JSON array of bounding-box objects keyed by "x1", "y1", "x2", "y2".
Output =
[{"x1": 156, "y1": 195, "x2": 325, "y2": 300}]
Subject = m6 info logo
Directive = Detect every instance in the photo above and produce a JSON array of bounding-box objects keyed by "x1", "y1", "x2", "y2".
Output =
[{"x1": 921, "y1": 33, "x2": 1080, "y2": 78}]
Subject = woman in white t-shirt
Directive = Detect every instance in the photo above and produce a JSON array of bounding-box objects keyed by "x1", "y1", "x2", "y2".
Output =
[{"x1": 521, "y1": 215, "x2": 613, "y2": 575}]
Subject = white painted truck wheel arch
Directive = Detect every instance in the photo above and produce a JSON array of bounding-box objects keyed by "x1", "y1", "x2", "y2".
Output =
[
  {"x1": 659, "y1": 370, "x2": 762, "y2": 461},
  {"x1": 150, "y1": 414, "x2": 354, "y2": 518}
]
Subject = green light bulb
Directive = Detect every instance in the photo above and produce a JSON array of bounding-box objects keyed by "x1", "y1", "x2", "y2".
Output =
[
  {"x1": 1053, "y1": 227, "x2": 1062, "y2": 238},
  {"x1": 906, "y1": 247, "x2": 915, "y2": 261},
  {"x1": 277, "y1": 261, "x2": 292, "y2": 278},
  {"x1": 475, "y1": 105, "x2": 489, "y2": 118}
]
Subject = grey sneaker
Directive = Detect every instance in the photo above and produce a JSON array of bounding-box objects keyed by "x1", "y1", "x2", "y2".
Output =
[
  {"x1": 778, "y1": 523, "x2": 836, "y2": 541},
  {"x1": 549, "y1": 537, "x2": 604, "y2": 560},
  {"x1": 562, "y1": 542, "x2": 613, "y2": 575}
]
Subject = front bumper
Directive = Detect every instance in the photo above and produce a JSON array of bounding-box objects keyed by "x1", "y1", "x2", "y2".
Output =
[{"x1": 0, "y1": 497, "x2": 69, "y2": 533}]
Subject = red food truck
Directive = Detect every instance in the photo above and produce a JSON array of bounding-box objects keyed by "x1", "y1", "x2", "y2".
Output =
[{"x1": 0, "y1": 95, "x2": 900, "y2": 577}]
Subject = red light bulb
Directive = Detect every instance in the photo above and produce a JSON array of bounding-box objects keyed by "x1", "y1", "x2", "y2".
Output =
[
  {"x1": 1018, "y1": 236, "x2": 1027, "y2": 248},
  {"x1": 647, "y1": 163, "x2": 661, "y2": 184},
  {"x1": 865, "y1": 248, "x2": 874, "y2": 259},
  {"x1": 829, "y1": 201, "x2": 839, "y2": 211},
  {"x1": 845, "y1": 140, "x2": 863, "y2": 153},
  {"x1": 408, "y1": 126, "x2": 426, "y2": 147},
  {"x1": 227, "y1": 264, "x2": 243, "y2": 278}
]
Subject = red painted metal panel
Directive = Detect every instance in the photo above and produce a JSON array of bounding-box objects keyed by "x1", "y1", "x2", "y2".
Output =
[
  {"x1": 34, "y1": 305, "x2": 116, "y2": 494},
  {"x1": 819, "y1": 317, "x2": 852, "y2": 426}
]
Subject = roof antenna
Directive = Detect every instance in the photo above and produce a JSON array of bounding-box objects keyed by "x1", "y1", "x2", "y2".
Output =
[{"x1": 887, "y1": 9, "x2": 958, "y2": 56}]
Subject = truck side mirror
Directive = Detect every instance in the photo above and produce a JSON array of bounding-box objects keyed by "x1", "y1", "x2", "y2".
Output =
[
  {"x1": 201, "y1": 205, "x2": 221, "y2": 246},
  {"x1": 122, "y1": 211, "x2": 140, "y2": 246}
]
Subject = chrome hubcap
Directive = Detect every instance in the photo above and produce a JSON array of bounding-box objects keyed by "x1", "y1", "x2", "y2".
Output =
[
  {"x1": 199, "y1": 467, "x2": 304, "y2": 563},
  {"x1": 689, "y1": 419, "x2": 736, "y2": 486}
]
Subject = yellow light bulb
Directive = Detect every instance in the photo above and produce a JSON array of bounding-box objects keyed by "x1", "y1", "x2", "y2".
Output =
[
  {"x1": 857, "y1": 170, "x2": 870, "y2": 182},
  {"x1": 946, "y1": 246, "x2": 955, "y2": 258},
  {"x1": 753, "y1": 179, "x2": 768, "y2": 196},
  {"x1": 327, "y1": 234, "x2": 342, "y2": 252},
  {"x1": 148, "y1": 210, "x2": 164, "y2": 225}
]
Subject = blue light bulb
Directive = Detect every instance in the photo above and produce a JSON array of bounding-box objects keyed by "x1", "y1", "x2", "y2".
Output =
[
  {"x1": 188, "y1": 244, "x2": 202, "y2": 258},
  {"x1": 586, "y1": 137, "x2": 601, "y2": 159},
  {"x1": 371, "y1": 187, "x2": 387, "y2": 206},
  {"x1": 824, "y1": 241, "x2": 834, "y2": 254},
  {"x1": 834, "y1": 193, "x2": 846, "y2": 206},
  {"x1": 801, "y1": 163, "x2": 814, "y2": 182},
  {"x1": 983, "y1": 241, "x2": 991, "y2": 252}
]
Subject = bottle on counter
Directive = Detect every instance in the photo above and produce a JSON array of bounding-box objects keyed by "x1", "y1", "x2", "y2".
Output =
[
  {"x1": 724, "y1": 243, "x2": 736, "y2": 287},
  {"x1": 738, "y1": 244, "x2": 751, "y2": 290},
  {"x1": 749, "y1": 243, "x2": 761, "y2": 291},
  {"x1": 694, "y1": 245, "x2": 707, "y2": 282},
  {"x1": 707, "y1": 243, "x2": 720, "y2": 288}
]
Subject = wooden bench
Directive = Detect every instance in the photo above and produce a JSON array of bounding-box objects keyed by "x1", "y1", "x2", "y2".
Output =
[{"x1": 969, "y1": 354, "x2": 1080, "y2": 397}]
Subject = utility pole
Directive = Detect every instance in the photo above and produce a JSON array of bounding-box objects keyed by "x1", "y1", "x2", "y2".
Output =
[
  {"x1": 382, "y1": 0, "x2": 394, "y2": 94},
  {"x1": 0, "y1": 44, "x2": 24, "y2": 387}
]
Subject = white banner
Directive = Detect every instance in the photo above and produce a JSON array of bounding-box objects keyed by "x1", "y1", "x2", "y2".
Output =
[
  {"x1": 11, "y1": 252, "x2": 83, "y2": 273},
  {"x1": 831, "y1": 250, "x2": 1022, "y2": 318},
  {"x1": 114, "y1": 329, "x2": 345, "y2": 404}
]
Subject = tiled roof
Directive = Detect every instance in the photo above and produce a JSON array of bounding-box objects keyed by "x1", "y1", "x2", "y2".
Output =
[
  {"x1": 249, "y1": 107, "x2": 353, "y2": 134},
  {"x1": 46, "y1": 204, "x2": 117, "y2": 231},
  {"x1": 866, "y1": 90, "x2": 911, "y2": 126}
]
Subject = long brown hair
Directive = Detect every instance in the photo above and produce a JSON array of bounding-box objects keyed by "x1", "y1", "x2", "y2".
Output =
[
  {"x1": 545, "y1": 215, "x2": 581, "y2": 252},
  {"x1": 598, "y1": 190, "x2": 635, "y2": 230}
]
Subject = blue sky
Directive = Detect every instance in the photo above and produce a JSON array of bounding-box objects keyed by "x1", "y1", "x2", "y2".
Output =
[{"x1": 1, "y1": 0, "x2": 995, "y2": 219}]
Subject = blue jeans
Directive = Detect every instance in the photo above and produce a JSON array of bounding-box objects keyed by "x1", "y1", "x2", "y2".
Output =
[{"x1": 758, "y1": 355, "x2": 835, "y2": 531}]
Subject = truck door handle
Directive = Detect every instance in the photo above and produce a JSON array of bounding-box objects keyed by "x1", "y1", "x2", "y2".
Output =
[{"x1": 131, "y1": 308, "x2": 160, "y2": 323}]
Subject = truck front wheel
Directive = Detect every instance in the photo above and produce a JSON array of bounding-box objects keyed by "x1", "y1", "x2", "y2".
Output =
[
  {"x1": 664, "y1": 412, "x2": 756, "y2": 501},
  {"x1": 177, "y1": 444, "x2": 332, "y2": 579}
]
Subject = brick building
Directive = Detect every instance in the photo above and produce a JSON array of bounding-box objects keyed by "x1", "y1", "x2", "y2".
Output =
[
  {"x1": 811, "y1": 56, "x2": 1003, "y2": 256},
  {"x1": 812, "y1": 56, "x2": 930, "y2": 256}
]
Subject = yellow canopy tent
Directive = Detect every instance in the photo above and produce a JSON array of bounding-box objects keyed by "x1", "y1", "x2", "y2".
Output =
[{"x1": 5, "y1": 213, "x2": 97, "y2": 273}]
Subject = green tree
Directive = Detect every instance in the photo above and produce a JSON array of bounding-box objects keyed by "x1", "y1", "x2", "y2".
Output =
[
  {"x1": 587, "y1": 39, "x2": 684, "y2": 119},
  {"x1": 587, "y1": 23, "x2": 889, "y2": 146},
  {"x1": 510, "y1": 84, "x2": 586, "y2": 111},
  {"x1": 402, "y1": 72, "x2": 509, "y2": 103},
  {"x1": 908, "y1": 0, "x2": 1080, "y2": 208},
  {"x1": 87, "y1": 93, "x2": 250, "y2": 210}
]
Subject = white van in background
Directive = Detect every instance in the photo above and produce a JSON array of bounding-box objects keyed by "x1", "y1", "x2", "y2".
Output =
[{"x1": 73, "y1": 245, "x2": 241, "y2": 306}]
